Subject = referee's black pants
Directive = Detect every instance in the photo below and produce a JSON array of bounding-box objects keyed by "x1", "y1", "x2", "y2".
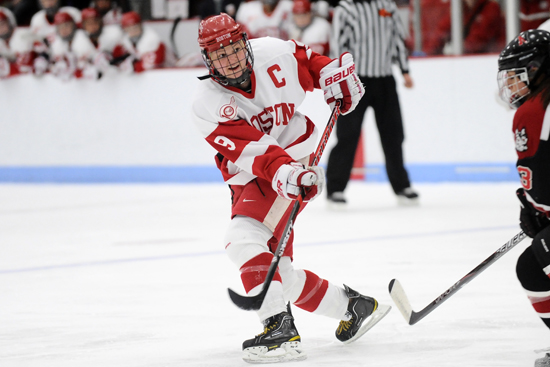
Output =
[{"x1": 326, "y1": 75, "x2": 411, "y2": 196}]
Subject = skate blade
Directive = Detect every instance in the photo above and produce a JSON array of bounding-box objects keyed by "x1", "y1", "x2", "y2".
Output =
[
  {"x1": 242, "y1": 341, "x2": 307, "y2": 364},
  {"x1": 397, "y1": 196, "x2": 419, "y2": 207},
  {"x1": 342, "y1": 304, "x2": 392, "y2": 345}
]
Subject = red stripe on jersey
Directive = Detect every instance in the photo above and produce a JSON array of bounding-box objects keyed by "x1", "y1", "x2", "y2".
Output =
[
  {"x1": 240, "y1": 252, "x2": 282, "y2": 293},
  {"x1": 293, "y1": 270, "x2": 329, "y2": 312},
  {"x1": 206, "y1": 119, "x2": 265, "y2": 162},
  {"x1": 252, "y1": 145, "x2": 294, "y2": 181},
  {"x1": 292, "y1": 40, "x2": 332, "y2": 91},
  {"x1": 530, "y1": 295, "x2": 550, "y2": 314}
]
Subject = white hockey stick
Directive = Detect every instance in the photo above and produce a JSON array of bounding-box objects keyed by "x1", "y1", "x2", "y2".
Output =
[{"x1": 389, "y1": 231, "x2": 527, "y2": 325}]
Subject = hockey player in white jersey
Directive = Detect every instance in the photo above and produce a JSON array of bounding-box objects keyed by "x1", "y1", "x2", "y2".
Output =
[
  {"x1": 92, "y1": 0, "x2": 123, "y2": 26},
  {"x1": 236, "y1": 0, "x2": 293, "y2": 39},
  {"x1": 192, "y1": 13, "x2": 391, "y2": 364},
  {"x1": 30, "y1": 0, "x2": 81, "y2": 47},
  {"x1": 116, "y1": 11, "x2": 175, "y2": 73},
  {"x1": 288, "y1": 0, "x2": 331, "y2": 56},
  {"x1": 0, "y1": 7, "x2": 46, "y2": 78}
]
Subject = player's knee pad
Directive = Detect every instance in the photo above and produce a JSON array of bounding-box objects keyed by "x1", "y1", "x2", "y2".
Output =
[
  {"x1": 224, "y1": 215, "x2": 273, "y2": 268},
  {"x1": 516, "y1": 246, "x2": 550, "y2": 292}
]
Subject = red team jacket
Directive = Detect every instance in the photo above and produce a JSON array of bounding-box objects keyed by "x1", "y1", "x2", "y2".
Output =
[
  {"x1": 513, "y1": 95, "x2": 550, "y2": 215},
  {"x1": 422, "y1": 0, "x2": 505, "y2": 55}
]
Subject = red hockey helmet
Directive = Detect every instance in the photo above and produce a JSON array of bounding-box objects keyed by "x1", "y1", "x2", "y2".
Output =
[
  {"x1": 293, "y1": 0, "x2": 311, "y2": 14},
  {"x1": 0, "y1": 7, "x2": 16, "y2": 27},
  {"x1": 121, "y1": 11, "x2": 141, "y2": 28},
  {"x1": 53, "y1": 11, "x2": 74, "y2": 25},
  {"x1": 198, "y1": 13, "x2": 254, "y2": 88},
  {"x1": 198, "y1": 13, "x2": 246, "y2": 53},
  {"x1": 81, "y1": 7, "x2": 101, "y2": 21}
]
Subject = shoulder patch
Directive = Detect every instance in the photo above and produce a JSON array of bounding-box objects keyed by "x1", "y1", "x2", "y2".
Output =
[
  {"x1": 515, "y1": 128, "x2": 529, "y2": 152},
  {"x1": 219, "y1": 96, "x2": 238, "y2": 120}
]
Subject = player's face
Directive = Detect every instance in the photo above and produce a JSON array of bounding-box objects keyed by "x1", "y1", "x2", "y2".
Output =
[
  {"x1": 504, "y1": 70, "x2": 529, "y2": 97},
  {"x1": 123, "y1": 24, "x2": 142, "y2": 39},
  {"x1": 498, "y1": 69, "x2": 530, "y2": 108},
  {"x1": 209, "y1": 40, "x2": 248, "y2": 80},
  {"x1": 39, "y1": 0, "x2": 58, "y2": 10},
  {"x1": 95, "y1": 0, "x2": 112, "y2": 12},
  {"x1": 0, "y1": 20, "x2": 10, "y2": 39},
  {"x1": 83, "y1": 18, "x2": 101, "y2": 36},
  {"x1": 56, "y1": 21, "x2": 74, "y2": 39},
  {"x1": 293, "y1": 12, "x2": 312, "y2": 28}
]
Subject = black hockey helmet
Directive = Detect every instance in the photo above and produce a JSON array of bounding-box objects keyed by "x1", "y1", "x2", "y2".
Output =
[{"x1": 498, "y1": 29, "x2": 550, "y2": 108}]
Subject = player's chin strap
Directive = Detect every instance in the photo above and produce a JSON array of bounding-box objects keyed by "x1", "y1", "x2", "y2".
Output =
[{"x1": 197, "y1": 74, "x2": 213, "y2": 81}]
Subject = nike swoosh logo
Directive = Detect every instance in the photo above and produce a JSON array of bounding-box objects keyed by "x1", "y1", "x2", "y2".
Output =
[{"x1": 243, "y1": 199, "x2": 255, "y2": 202}]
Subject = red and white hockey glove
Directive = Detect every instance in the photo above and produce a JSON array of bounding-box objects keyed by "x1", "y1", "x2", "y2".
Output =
[
  {"x1": 320, "y1": 52, "x2": 364, "y2": 115},
  {"x1": 33, "y1": 56, "x2": 49, "y2": 76},
  {"x1": 272, "y1": 162, "x2": 324, "y2": 202}
]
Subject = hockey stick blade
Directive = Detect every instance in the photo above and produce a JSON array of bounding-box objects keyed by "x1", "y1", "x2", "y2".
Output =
[
  {"x1": 388, "y1": 279, "x2": 415, "y2": 324},
  {"x1": 388, "y1": 231, "x2": 527, "y2": 325},
  {"x1": 227, "y1": 287, "x2": 267, "y2": 311}
]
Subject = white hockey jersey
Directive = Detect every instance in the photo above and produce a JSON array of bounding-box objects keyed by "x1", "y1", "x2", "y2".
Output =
[
  {"x1": 236, "y1": 0, "x2": 293, "y2": 39},
  {"x1": 287, "y1": 16, "x2": 331, "y2": 56},
  {"x1": 192, "y1": 37, "x2": 332, "y2": 186},
  {"x1": 71, "y1": 24, "x2": 123, "y2": 61},
  {"x1": 30, "y1": 7, "x2": 81, "y2": 46},
  {"x1": 50, "y1": 25, "x2": 123, "y2": 77},
  {"x1": 117, "y1": 26, "x2": 175, "y2": 71},
  {"x1": 0, "y1": 27, "x2": 37, "y2": 76},
  {"x1": 102, "y1": 8, "x2": 123, "y2": 25}
]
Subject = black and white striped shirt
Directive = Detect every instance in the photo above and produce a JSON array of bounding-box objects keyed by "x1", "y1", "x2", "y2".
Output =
[{"x1": 330, "y1": 0, "x2": 410, "y2": 77}]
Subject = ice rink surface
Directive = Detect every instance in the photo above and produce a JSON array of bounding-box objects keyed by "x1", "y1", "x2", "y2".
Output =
[{"x1": 1, "y1": 182, "x2": 548, "y2": 367}]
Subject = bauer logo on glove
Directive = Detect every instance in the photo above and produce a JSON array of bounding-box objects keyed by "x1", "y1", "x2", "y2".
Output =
[
  {"x1": 320, "y1": 52, "x2": 365, "y2": 115},
  {"x1": 321, "y1": 63, "x2": 356, "y2": 87}
]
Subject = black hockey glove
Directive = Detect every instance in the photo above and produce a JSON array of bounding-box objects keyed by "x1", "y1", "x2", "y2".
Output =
[{"x1": 517, "y1": 188, "x2": 550, "y2": 238}]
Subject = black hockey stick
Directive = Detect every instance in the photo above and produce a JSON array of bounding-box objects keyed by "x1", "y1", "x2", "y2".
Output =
[
  {"x1": 389, "y1": 230, "x2": 527, "y2": 325},
  {"x1": 228, "y1": 103, "x2": 341, "y2": 311},
  {"x1": 170, "y1": 16, "x2": 182, "y2": 59}
]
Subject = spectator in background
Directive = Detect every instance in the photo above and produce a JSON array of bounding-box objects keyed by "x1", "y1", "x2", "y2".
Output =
[
  {"x1": 520, "y1": 0, "x2": 550, "y2": 31},
  {"x1": 236, "y1": 0, "x2": 293, "y2": 39},
  {"x1": 115, "y1": 11, "x2": 175, "y2": 73},
  {"x1": 50, "y1": 7, "x2": 123, "y2": 80},
  {"x1": 0, "y1": 6, "x2": 46, "y2": 78},
  {"x1": 423, "y1": 0, "x2": 505, "y2": 55},
  {"x1": 287, "y1": 0, "x2": 331, "y2": 56},
  {"x1": 49, "y1": 10, "x2": 81, "y2": 79},
  {"x1": 30, "y1": 0, "x2": 81, "y2": 46},
  {"x1": 405, "y1": 0, "x2": 450, "y2": 55},
  {"x1": 91, "y1": 0, "x2": 123, "y2": 25}
]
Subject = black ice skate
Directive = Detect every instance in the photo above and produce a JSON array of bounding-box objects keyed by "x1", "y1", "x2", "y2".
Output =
[
  {"x1": 242, "y1": 306, "x2": 306, "y2": 364},
  {"x1": 335, "y1": 284, "x2": 392, "y2": 344},
  {"x1": 536, "y1": 352, "x2": 550, "y2": 367}
]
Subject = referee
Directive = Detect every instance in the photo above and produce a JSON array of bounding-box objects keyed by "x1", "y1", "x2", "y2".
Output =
[{"x1": 326, "y1": 0, "x2": 419, "y2": 207}]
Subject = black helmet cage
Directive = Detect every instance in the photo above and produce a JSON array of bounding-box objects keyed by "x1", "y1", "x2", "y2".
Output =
[
  {"x1": 497, "y1": 30, "x2": 550, "y2": 108},
  {"x1": 201, "y1": 32, "x2": 254, "y2": 88}
]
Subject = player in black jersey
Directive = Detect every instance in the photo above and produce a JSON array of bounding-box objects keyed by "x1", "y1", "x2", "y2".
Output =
[{"x1": 498, "y1": 29, "x2": 550, "y2": 367}]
